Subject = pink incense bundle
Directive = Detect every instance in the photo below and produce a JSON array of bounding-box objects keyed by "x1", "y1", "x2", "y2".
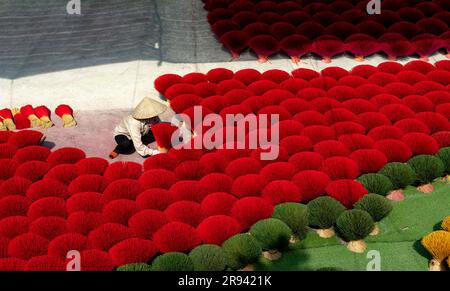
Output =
[
  {"x1": 34, "y1": 106, "x2": 54, "y2": 129},
  {"x1": 20, "y1": 105, "x2": 42, "y2": 128},
  {"x1": 0, "y1": 108, "x2": 15, "y2": 130},
  {"x1": 280, "y1": 35, "x2": 311, "y2": 64},
  {"x1": 0, "y1": 113, "x2": 5, "y2": 131},
  {"x1": 248, "y1": 35, "x2": 279, "y2": 63},
  {"x1": 151, "y1": 123, "x2": 179, "y2": 153},
  {"x1": 55, "y1": 105, "x2": 77, "y2": 128},
  {"x1": 220, "y1": 31, "x2": 248, "y2": 60},
  {"x1": 312, "y1": 35, "x2": 346, "y2": 63},
  {"x1": 11, "y1": 108, "x2": 31, "y2": 130}
]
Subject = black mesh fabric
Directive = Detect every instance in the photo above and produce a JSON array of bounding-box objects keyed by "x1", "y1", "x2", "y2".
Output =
[{"x1": 0, "y1": 0, "x2": 243, "y2": 79}]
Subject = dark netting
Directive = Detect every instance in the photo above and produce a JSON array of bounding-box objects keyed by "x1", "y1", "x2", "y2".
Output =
[{"x1": 0, "y1": 0, "x2": 249, "y2": 79}]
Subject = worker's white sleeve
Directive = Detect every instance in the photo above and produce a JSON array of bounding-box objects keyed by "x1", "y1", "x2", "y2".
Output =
[{"x1": 127, "y1": 120, "x2": 153, "y2": 157}]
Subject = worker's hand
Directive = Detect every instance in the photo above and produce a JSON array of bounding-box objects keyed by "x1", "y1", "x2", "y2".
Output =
[
  {"x1": 150, "y1": 149, "x2": 162, "y2": 156},
  {"x1": 11, "y1": 107, "x2": 20, "y2": 116}
]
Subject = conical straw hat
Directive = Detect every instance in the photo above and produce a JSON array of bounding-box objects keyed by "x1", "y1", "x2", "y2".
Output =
[{"x1": 133, "y1": 97, "x2": 168, "y2": 119}]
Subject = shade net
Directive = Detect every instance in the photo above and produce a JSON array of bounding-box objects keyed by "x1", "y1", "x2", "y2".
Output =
[{"x1": 0, "y1": 0, "x2": 247, "y2": 79}]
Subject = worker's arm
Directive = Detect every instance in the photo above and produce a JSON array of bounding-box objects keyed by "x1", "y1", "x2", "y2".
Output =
[{"x1": 127, "y1": 119, "x2": 154, "y2": 157}]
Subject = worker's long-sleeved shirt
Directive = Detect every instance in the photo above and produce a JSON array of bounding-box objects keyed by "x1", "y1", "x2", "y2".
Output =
[{"x1": 113, "y1": 115, "x2": 160, "y2": 156}]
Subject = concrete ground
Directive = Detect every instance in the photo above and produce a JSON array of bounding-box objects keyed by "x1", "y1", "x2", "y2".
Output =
[
  {"x1": 3, "y1": 53, "x2": 448, "y2": 111},
  {"x1": 34, "y1": 107, "x2": 177, "y2": 162}
]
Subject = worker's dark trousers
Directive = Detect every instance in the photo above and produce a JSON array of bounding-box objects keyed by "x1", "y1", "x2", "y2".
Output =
[{"x1": 114, "y1": 131, "x2": 155, "y2": 154}]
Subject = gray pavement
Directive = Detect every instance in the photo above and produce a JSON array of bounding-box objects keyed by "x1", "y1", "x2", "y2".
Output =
[{"x1": 36, "y1": 107, "x2": 177, "y2": 162}]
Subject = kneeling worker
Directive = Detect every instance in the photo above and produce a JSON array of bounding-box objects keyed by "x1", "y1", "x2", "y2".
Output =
[{"x1": 109, "y1": 97, "x2": 168, "y2": 159}]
